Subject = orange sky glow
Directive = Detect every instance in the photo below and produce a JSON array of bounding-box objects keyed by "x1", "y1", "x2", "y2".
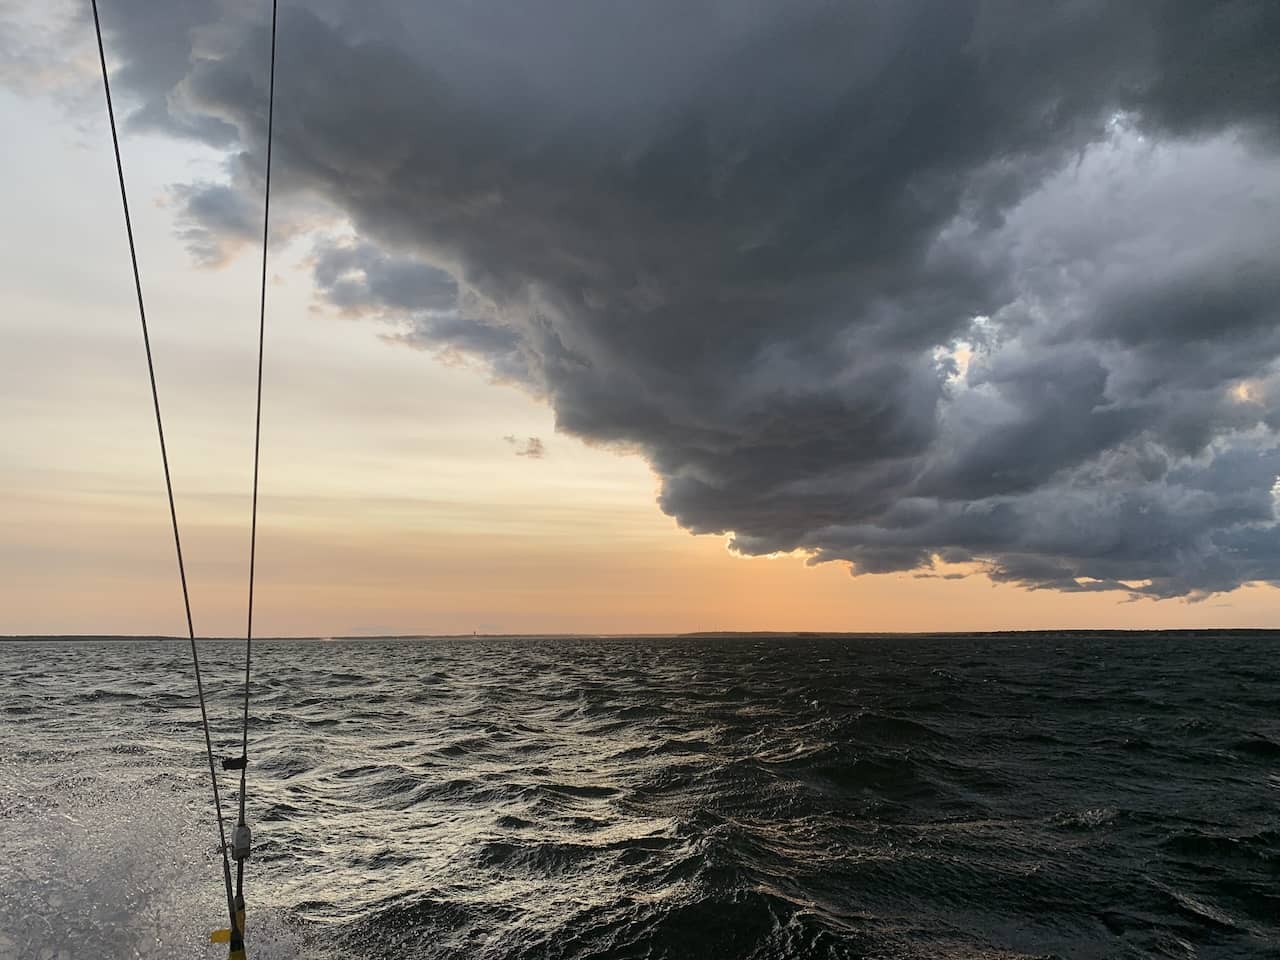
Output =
[{"x1": 2, "y1": 84, "x2": 1277, "y2": 638}]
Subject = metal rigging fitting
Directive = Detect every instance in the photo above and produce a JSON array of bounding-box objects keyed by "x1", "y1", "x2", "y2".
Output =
[{"x1": 231, "y1": 822, "x2": 253, "y2": 862}]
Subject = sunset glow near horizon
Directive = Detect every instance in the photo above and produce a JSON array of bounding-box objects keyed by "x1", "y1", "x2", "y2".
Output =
[{"x1": 4, "y1": 3, "x2": 1280, "y2": 637}]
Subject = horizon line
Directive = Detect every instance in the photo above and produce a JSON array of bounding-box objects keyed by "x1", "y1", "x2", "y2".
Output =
[{"x1": 3, "y1": 627, "x2": 1277, "y2": 642}]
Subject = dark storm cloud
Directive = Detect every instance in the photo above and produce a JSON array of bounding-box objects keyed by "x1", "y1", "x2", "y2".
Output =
[
  {"x1": 170, "y1": 182, "x2": 258, "y2": 265},
  {"x1": 312, "y1": 240, "x2": 457, "y2": 315},
  {"x1": 309, "y1": 237, "x2": 532, "y2": 381},
  {"x1": 71, "y1": 0, "x2": 1280, "y2": 598},
  {"x1": 84, "y1": 0, "x2": 241, "y2": 143}
]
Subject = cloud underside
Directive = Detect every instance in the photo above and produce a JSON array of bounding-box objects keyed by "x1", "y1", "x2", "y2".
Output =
[{"x1": 81, "y1": 0, "x2": 1280, "y2": 598}]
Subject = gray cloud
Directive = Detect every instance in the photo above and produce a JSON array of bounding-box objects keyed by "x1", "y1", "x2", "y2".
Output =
[
  {"x1": 170, "y1": 181, "x2": 258, "y2": 265},
  {"x1": 65, "y1": 0, "x2": 1280, "y2": 598}
]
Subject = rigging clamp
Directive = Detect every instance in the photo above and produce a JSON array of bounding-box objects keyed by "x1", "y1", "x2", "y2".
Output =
[{"x1": 231, "y1": 821, "x2": 253, "y2": 862}]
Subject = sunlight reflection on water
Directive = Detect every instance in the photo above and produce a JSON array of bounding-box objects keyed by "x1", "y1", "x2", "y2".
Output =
[{"x1": 1, "y1": 634, "x2": 1278, "y2": 959}]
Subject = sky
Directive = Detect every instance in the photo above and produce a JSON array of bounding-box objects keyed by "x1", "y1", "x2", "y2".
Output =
[{"x1": 2, "y1": 0, "x2": 1279, "y2": 637}]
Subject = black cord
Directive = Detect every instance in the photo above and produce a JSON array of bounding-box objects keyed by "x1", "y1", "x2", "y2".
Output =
[
  {"x1": 89, "y1": 0, "x2": 241, "y2": 944},
  {"x1": 236, "y1": 0, "x2": 280, "y2": 914}
]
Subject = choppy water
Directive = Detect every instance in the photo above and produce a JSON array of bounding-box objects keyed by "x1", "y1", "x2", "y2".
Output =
[{"x1": 1, "y1": 633, "x2": 1277, "y2": 959}]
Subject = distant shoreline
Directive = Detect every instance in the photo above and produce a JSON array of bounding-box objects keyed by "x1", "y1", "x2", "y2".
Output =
[{"x1": 2, "y1": 628, "x2": 1276, "y2": 642}]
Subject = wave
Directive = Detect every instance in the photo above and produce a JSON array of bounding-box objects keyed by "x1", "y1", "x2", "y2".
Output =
[{"x1": 3, "y1": 633, "x2": 1278, "y2": 958}]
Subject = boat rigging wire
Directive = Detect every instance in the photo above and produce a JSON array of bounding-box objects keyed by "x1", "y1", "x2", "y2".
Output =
[
  {"x1": 88, "y1": 0, "x2": 241, "y2": 947},
  {"x1": 236, "y1": 0, "x2": 279, "y2": 921},
  {"x1": 90, "y1": 1, "x2": 280, "y2": 954}
]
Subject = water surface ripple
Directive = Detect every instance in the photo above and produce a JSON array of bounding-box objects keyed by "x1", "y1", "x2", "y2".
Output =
[{"x1": 1, "y1": 634, "x2": 1277, "y2": 958}]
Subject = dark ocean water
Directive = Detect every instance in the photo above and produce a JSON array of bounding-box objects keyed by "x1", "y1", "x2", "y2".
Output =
[{"x1": 1, "y1": 634, "x2": 1277, "y2": 960}]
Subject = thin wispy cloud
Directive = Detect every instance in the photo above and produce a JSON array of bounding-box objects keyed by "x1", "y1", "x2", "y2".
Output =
[{"x1": 504, "y1": 436, "x2": 545, "y2": 460}]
